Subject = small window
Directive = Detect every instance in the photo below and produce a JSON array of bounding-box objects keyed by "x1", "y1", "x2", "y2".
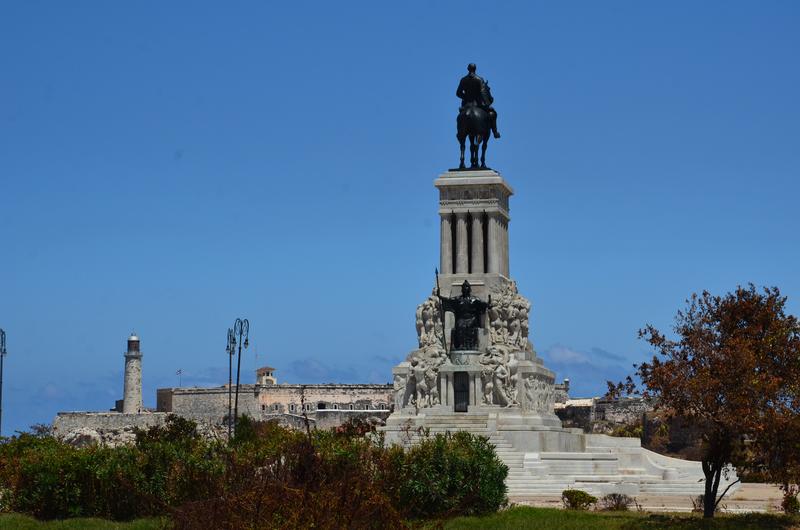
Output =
[
  {"x1": 289, "y1": 404, "x2": 295, "y2": 412},
  {"x1": 261, "y1": 405, "x2": 266, "y2": 411},
  {"x1": 379, "y1": 404, "x2": 385, "y2": 410},
  {"x1": 333, "y1": 404, "x2": 339, "y2": 410},
  {"x1": 272, "y1": 404, "x2": 279, "y2": 411},
  {"x1": 318, "y1": 402, "x2": 326, "y2": 410},
  {"x1": 349, "y1": 404, "x2": 354, "y2": 410}
]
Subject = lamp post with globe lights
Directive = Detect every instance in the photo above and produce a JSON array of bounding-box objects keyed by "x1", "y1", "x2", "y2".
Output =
[{"x1": 230, "y1": 319, "x2": 249, "y2": 436}]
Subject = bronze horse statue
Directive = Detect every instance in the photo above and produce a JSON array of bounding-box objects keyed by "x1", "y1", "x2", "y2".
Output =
[{"x1": 457, "y1": 103, "x2": 491, "y2": 169}]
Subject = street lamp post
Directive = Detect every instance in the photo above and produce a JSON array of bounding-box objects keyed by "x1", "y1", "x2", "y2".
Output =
[
  {"x1": 226, "y1": 327, "x2": 235, "y2": 440},
  {"x1": 0, "y1": 329, "x2": 7, "y2": 438},
  {"x1": 231, "y1": 318, "x2": 249, "y2": 434}
]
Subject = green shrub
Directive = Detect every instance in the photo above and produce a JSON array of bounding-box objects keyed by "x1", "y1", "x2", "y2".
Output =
[
  {"x1": 3, "y1": 439, "x2": 146, "y2": 519},
  {"x1": 609, "y1": 423, "x2": 643, "y2": 438},
  {"x1": 561, "y1": 489, "x2": 597, "y2": 510},
  {"x1": 391, "y1": 431, "x2": 508, "y2": 519},
  {"x1": 0, "y1": 416, "x2": 226, "y2": 520}
]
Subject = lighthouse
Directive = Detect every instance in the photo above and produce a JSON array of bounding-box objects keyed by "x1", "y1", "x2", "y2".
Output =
[{"x1": 122, "y1": 332, "x2": 143, "y2": 413}]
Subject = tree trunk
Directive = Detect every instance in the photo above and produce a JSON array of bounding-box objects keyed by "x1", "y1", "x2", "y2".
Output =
[{"x1": 702, "y1": 460, "x2": 722, "y2": 518}]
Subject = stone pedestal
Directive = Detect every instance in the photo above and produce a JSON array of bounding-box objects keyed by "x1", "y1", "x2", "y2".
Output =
[{"x1": 435, "y1": 169, "x2": 512, "y2": 286}]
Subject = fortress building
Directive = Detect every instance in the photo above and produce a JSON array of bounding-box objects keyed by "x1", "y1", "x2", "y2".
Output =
[
  {"x1": 54, "y1": 333, "x2": 393, "y2": 444},
  {"x1": 156, "y1": 370, "x2": 392, "y2": 431}
]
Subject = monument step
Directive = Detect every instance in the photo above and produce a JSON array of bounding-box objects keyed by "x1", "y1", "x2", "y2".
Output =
[
  {"x1": 403, "y1": 416, "x2": 488, "y2": 421},
  {"x1": 540, "y1": 452, "x2": 619, "y2": 461},
  {"x1": 569, "y1": 474, "x2": 662, "y2": 482},
  {"x1": 639, "y1": 483, "x2": 706, "y2": 491},
  {"x1": 507, "y1": 486, "x2": 568, "y2": 494},
  {"x1": 424, "y1": 424, "x2": 488, "y2": 428}
]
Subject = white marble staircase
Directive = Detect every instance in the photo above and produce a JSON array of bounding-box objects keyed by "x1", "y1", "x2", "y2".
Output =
[{"x1": 396, "y1": 413, "x2": 732, "y2": 498}]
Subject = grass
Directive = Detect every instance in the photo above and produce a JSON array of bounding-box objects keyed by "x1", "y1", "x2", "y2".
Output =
[
  {"x1": 443, "y1": 507, "x2": 800, "y2": 530},
  {"x1": 3, "y1": 509, "x2": 798, "y2": 530},
  {"x1": 0, "y1": 514, "x2": 167, "y2": 529}
]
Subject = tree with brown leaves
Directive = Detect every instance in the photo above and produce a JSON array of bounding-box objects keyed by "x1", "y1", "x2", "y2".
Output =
[{"x1": 609, "y1": 285, "x2": 800, "y2": 518}]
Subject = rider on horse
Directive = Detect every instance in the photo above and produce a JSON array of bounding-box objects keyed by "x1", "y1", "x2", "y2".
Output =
[{"x1": 456, "y1": 63, "x2": 501, "y2": 139}]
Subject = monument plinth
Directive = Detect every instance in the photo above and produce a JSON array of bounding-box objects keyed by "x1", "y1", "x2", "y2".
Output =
[
  {"x1": 385, "y1": 168, "x2": 562, "y2": 430},
  {"x1": 436, "y1": 169, "x2": 511, "y2": 282}
]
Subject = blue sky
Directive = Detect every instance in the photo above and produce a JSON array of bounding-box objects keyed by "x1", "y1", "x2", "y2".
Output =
[{"x1": 1, "y1": 2, "x2": 799, "y2": 435}]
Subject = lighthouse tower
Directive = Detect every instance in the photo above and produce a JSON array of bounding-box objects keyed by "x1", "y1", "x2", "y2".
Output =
[{"x1": 122, "y1": 333, "x2": 143, "y2": 413}]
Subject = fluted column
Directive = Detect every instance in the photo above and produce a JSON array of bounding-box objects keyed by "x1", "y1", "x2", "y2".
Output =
[
  {"x1": 487, "y1": 213, "x2": 501, "y2": 274},
  {"x1": 440, "y1": 214, "x2": 453, "y2": 274},
  {"x1": 470, "y1": 212, "x2": 484, "y2": 274},
  {"x1": 502, "y1": 219, "x2": 510, "y2": 276},
  {"x1": 455, "y1": 212, "x2": 469, "y2": 273}
]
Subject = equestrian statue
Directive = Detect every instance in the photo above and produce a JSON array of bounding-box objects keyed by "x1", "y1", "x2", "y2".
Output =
[{"x1": 456, "y1": 63, "x2": 501, "y2": 169}]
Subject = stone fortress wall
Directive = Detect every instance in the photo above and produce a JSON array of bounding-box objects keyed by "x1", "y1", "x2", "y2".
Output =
[
  {"x1": 53, "y1": 349, "x2": 393, "y2": 446},
  {"x1": 156, "y1": 379, "x2": 392, "y2": 426}
]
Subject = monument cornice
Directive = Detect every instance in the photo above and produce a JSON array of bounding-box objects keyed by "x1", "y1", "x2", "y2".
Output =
[{"x1": 434, "y1": 169, "x2": 515, "y2": 196}]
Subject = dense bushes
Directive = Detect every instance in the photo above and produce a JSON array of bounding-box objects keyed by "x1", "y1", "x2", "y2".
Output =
[
  {"x1": 391, "y1": 430, "x2": 508, "y2": 519},
  {"x1": 0, "y1": 417, "x2": 508, "y2": 528},
  {"x1": 0, "y1": 416, "x2": 225, "y2": 520},
  {"x1": 561, "y1": 489, "x2": 597, "y2": 510}
]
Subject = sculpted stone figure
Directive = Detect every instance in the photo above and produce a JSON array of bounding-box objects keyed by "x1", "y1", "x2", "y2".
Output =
[
  {"x1": 438, "y1": 280, "x2": 489, "y2": 351},
  {"x1": 396, "y1": 292, "x2": 448, "y2": 409},
  {"x1": 393, "y1": 372, "x2": 410, "y2": 410},
  {"x1": 479, "y1": 345, "x2": 519, "y2": 407},
  {"x1": 415, "y1": 292, "x2": 445, "y2": 349},
  {"x1": 480, "y1": 346, "x2": 502, "y2": 405},
  {"x1": 505, "y1": 352, "x2": 519, "y2": 406},
  {"x1": 522, "y1": 374, "x2": 555, "y2": 413},
  {"x1": 488, "y1": 281, "x2": 534, "y2": 355}
]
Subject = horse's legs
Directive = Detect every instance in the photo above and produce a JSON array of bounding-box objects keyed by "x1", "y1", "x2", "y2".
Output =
[
  {"x1": 469, "y1": 135, "x2": 479, "y2": 168},
  {"x1": 480, "y1": 136, "x2": 489, "y2": 168},
  {"x1": 457, "y1": 134, "x2": 466, "y2": 169}
]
